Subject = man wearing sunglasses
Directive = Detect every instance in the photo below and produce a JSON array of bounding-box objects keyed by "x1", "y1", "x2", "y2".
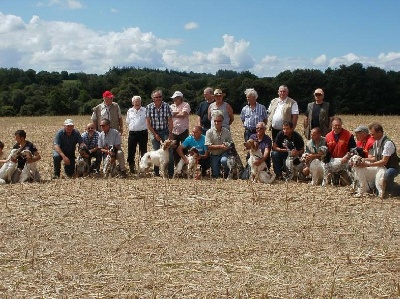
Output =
[{"x1": 304, "y1": 88, "x2": 334, "y2": 139}]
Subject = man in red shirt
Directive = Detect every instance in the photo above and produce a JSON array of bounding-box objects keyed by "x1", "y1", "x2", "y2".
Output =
[{"x1": 353, "y1": 125, "x2": 374, "y2": 158}]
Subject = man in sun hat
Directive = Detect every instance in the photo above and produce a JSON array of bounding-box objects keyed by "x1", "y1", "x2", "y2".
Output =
[
  {"x1": 53, "y1": 118, "x2": 85, "y2": 178},
  {"x1": 91, "y1": 90, "x2": 124, "y2": 134},
  {"x1": 208, "y1": 88, "x2": 234, "y2": 130},
  {"x1": 170, "y1": 91, "x2": 191, "y2": 168},
  {"x1": 303, "y1": 88, "x2": 334, "y2": 139},
  {"x1": 353, "y1": 125, "x2": 374, "y2": 157}
]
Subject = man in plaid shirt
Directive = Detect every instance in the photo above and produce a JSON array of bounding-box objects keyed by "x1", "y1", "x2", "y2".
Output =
[
  {"x1": 81, "y1": 123, "x2": 102, "y2": 173},
  {"x1": 146, "y1": 89, "x2": 174, "y2": 177}
]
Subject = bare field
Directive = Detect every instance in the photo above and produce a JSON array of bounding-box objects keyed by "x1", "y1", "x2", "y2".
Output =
[{"x1": 0, "y1": 114, "x2": 399, "y2": 298}]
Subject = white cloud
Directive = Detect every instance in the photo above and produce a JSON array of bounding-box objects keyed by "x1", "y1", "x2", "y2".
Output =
[
  {"x1": 35, "y1": 0, "x2": 83, "y2": 9},
  {"x1": 184, "y1": 22, "x2": 199, "y2": 30},
  {"x1": 0, "y1": 12, "x2": 400, "y2": 77}
]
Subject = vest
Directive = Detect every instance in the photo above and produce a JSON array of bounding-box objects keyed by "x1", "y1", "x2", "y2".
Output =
[
  {"x1": 304, "y1": 102, "x2": 331, "y2": 139},
  {"x1": 267, "y1": 97, "x2": 296, "y2": 130},
  {"x1": 325, "y1": 129, "x2": 352, "y2": 158},
  {"x1": 373, "y1": 136, "x2": 400, "y2": 170},
  {"x1": 93, "y1": 102, "x2": 120, "y2": 131}
]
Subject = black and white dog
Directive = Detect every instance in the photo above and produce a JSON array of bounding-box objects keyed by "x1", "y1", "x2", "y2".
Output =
[
  {"x1": 103, "y1": 145, "x2": 119, "y2": 178},
  {"x1": 225, "y1": 142, "x2": 244, "y2": 180}
]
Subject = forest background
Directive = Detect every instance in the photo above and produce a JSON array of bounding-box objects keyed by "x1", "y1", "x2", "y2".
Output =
[{"x1": 0, "y1": 62, "x2": 399, "y2": 117}]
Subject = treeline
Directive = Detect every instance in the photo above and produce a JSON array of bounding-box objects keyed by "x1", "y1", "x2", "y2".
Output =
[{"x1": 0, "y1": 62, "x2": 399, "y2": 117}]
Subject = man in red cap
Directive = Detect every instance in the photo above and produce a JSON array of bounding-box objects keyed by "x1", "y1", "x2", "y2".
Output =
[{"x1": 91, "y1": 90, "x2": 124, "y2": 134}]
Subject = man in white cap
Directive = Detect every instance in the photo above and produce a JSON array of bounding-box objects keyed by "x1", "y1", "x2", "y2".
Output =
[
  {"x1": 304, "y1": 88, "x2": 334, "y2": 139},
  {"x1": 354, "y1": 125, "x2": 374, "y2": 157},
  {"x1": 53, "y1": 118, "x2": 85, "y2": 178},
  {"x1": 170, "y1": 91, "x2": 191, "y2": 168}
]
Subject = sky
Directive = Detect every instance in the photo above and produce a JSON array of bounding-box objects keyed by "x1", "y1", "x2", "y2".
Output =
[{"x1": 1, "y1": 0, "x2": 400, "y2": 78}]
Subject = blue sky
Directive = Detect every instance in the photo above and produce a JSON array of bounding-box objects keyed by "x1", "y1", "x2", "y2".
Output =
[{"x1": 1, "y1": 0, "x2": 399, "y2": 77}]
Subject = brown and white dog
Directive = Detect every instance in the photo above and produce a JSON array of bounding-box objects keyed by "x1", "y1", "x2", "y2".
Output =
[
  {"x1": 19, "y1": 149, "x2": 40, "y2": 183},
  {"x1": 0, "y1": 149, "x2": 20, "y2": 184},
  {"x1": 174, "y1": 147, "x2": 199, "y2": 179},
  {"x1": 244, "y1": 139, "x2": 268, "y2": 183},
  {"x1": 349, "y1": 154, "x2": 385, "y2": 198},
  {"x1": 75, "y1": 146, "x2": 91, "y2": 178},
  {"x1": 103, "y1": 145, "x2": 119, "y2": 178},
  {"x1": 139, "y1": 139, "x2": 176, "y2": 178}
]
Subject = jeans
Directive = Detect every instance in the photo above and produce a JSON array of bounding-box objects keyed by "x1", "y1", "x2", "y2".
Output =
[
  {"x1": 172, "y1": 129, "x2": 189, "y2": 166},
  {"x1": 271, "y1": 150, "x2": 288, "y2": 177},
  {"x1": 149, "y1": 129, "x2": 174, "y2": 176},
  {"x1": 53, "y1": 151, "x2": 75, "y2": 177},
  {"x1": 210, "y1": 152, "x2": 230, "y2": 178}
]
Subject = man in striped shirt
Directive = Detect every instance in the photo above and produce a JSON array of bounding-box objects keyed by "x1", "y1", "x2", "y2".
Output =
[{"x1": 81, "y1": 123, "x2": 102, "y2": 173}]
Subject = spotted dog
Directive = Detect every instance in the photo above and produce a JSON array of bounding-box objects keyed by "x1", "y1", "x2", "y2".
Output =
[
  {"x1": 103, "y1": 145, "x2": 119, "y2": 178},
  {"x1": 19, "y1": 149, "x2": 40, "y2": 183},
  {"x1": 282, "y1": 140, "x2": 303, "y2": 181},
  {"x1": 174, "y1": 147, "x2": 199, "y2": 179},
  {"x1": 321, "y1": 150, "x2": 350, "y2": 186},
  {"x1": 224, "y1": 142, "x2": 244, "y2": 180},
  {"x1": 75, "y1": 146, "x2": 91, "y2": 177},
  {"x1": 244, "y1": 139, "x2": 267, "y2": 183},
  {"x1": 139, "y1": 139, "x2": 176, "y2": 178}
]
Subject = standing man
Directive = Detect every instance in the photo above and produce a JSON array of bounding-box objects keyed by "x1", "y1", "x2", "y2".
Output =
[
  {"x1": 361, "y1": 122, "x2": 399, "y2": 197},
  {"x1": 353, "y1": 125, "x2": 374, "y2": 158},
  {"x1": 98, "y1": 118, "x2": 127, "y2": 178},
  {"x1": 170, "y1": 91, "x2": 191, "y2": 167},
  {"x1": 267, "y1": 85, "x2": 299, "y2": 141},
  {"x1": 126, "y1": 95, "x2": 148, "y2": 174},
  {"x1": 304, "y1": 88, "x2": 334, "y2": 139},
  {"x1": 146, "y1": 89, "x2": 174, "y2": 177},
  {"x1": 205, "y1": 111, "x2": 233, "y2": 178},
  {"x1": 92, "y1": 90, "x2": 124, "y2": 134},
  {"x1": 81, "y1": 123, "x2": 102, "y2": 173},
  {"x1": 208, "y1": 88, "x2": 234, "y2": 131},
  {"x1": 196, "y1": 87, "x2": 214, "y2": 135},
  {"x1": 53, "y1": 119, "x2": 85, "y2": 178},
  {"x1": 240, "y1": 88, "x2": 268, "y2": 142},
  {"x1": 271, "y1": 121, "x2": 304, "y2": 180},
  {"x1": 12, "y1": 129, "x2": 41, "y2": 183}
]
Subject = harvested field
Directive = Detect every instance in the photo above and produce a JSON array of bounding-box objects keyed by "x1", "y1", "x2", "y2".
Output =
[{"x1": 0, "y1": 114, "x2": 399, "y2": 298}]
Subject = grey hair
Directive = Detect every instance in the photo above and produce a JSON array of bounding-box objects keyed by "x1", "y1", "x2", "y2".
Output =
[
  {"x1": 212, "y1": 110, "x2": 224, "y2": 120},
  {"x1": 132, "y1": 95, "x2": 141, "y2": 103},
  {"x1": 244, "y1": 88, "x2": 258, "y2": 99},
  {"x1": 256, "y1": 122, "x2": 266, "y2": 129},
  {"x1": 204, "y1": 87, "x2": 214, "y2": 95}
]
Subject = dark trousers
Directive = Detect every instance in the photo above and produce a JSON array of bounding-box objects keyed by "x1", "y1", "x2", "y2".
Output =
[
  {"x1": 127, "y1": 130, "x2": 148, "y2": 165},
  {"x1": 53, "y1": 152, "x2": 75, "y2": 177},
  {"x1": 89, "y1": 150, "x2": 102, "y2": 171},
  {"x1": 271, "y1": 128, "x2": 281, "y2": 142}
]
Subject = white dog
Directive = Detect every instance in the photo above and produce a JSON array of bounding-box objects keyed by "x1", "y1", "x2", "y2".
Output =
[
  {"x1": 139, "y1": 139, "x2": 176, "y2": 178},
  {"x1": 307, "y1": 146, "x2": 328, "y2": 186},
  {"x1": 245, "y1": 139, "x2": 267, "y2": 183},
  {"x1": 19, "y1": 149, "x2": 40, "y2": 183},
  {"x1": 174, "y1": 147, "x2": 199, "y2": 179},
  {"x1": 0, "y1": 149, "x2": 20, "y2": 184},
  {"x1": 258, "y1": 170, "x2": 276, "y2": 184},
  {"x1": 349, "y1": 155, "x2": 385, "y2": 198}
]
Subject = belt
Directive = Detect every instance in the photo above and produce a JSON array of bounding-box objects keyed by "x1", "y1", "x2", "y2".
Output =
[{"x1": 245, "y1": 128, "x2": 257, "y2": 133}]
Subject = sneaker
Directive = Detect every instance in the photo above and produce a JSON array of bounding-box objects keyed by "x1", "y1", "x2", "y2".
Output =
[{"x1": 120, "y1": 171, "x2": 127, "y2": 178}]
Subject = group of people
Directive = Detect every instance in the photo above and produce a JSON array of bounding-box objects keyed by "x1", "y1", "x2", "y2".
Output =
[{"x1": 0, "y1": 86, "x2": 398, "y2": 197}]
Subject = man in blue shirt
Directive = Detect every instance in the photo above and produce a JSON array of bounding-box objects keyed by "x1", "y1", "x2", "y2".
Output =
[
  {"x1": 53, "y1": 119, "x2": 85, "y2": 178},
  {"x1": 176, "y1": 125, "x2": 210, "y2": 176}
]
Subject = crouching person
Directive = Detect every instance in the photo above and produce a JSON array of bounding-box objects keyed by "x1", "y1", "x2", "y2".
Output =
[
  {"x1": 12, "y1": 129, "x2": 41, "y2": 183},
  {"x1": 176, "y1": 126, "x2": 210, "y2": 178},
  {"x1": 53, "y1": 119, "x2": 85, "y2": 179},
  {"x1": 82, "y1": 123, "x2": 102, "y2": 173},
  {"x1": 98, "y1": 119, "x2": 127, "y2": 178}
]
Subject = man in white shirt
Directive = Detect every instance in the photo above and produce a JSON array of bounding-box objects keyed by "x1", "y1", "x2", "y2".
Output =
[
  {"x1": 126, "y1": 96, "x2": 148, "y2": 173},
  {"x1": 267, "y1": 85, "x2": 299, "y2": 141}
]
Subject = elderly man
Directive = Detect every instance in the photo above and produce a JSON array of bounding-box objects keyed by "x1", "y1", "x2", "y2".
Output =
[
  {"x1": 170, "y1": 91, "x2": 191, "y2": 167},
  {"x1": 81, "y1": 123, "x2": 102, "y2": 173},
  {"x1": 146, "y1": 89, "x2": 174, "y2": 177},
  {"x1": 361, "y1": 122, "x2": 400, "y2": 197},
  {"x1": 353, "y1": 125, "x2": 374, "y2": 158},
  {"x1": 208, "y1": 88, "x2": 234, "y2": 130},
  {"x1": 92, "y1": 90, "x2": 124, "y2": 134},
  {"x1": 176, "y1": 125, "x2": 210, "y2": 177},
  {"x1": 126, "y1": 95, "x2": 148, "y2": 173},
  {"x1": 248, "y1": 122, "x2": 272, "y2": 171},
  {"x1": 205, "y1": 112, "x2": 233, "y2": 178},
  {"x1": 98, "y1": 118, "x2": 127, "y2": 178},
  {"x1": 196, "y1": 87, "x2": 214, "y2": 135},
  {"x1": 267, "y1": 85, "x2": 299, "y2": 140},
  {"x1": 302, "y1": 127, "x2": 327, "y2": 177},
  {"x1": 53, "y1": 118, "x2": 85, "y2": 178},
  {"x1": 240, "y1": 88, "x2": 268, "y2": 142},
  {"x1": 272, "y1": 121, "x2": 304, "y2": 180},
  {"x1": 304, "y1": 88, "x2": 334, "y2": 139}
]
